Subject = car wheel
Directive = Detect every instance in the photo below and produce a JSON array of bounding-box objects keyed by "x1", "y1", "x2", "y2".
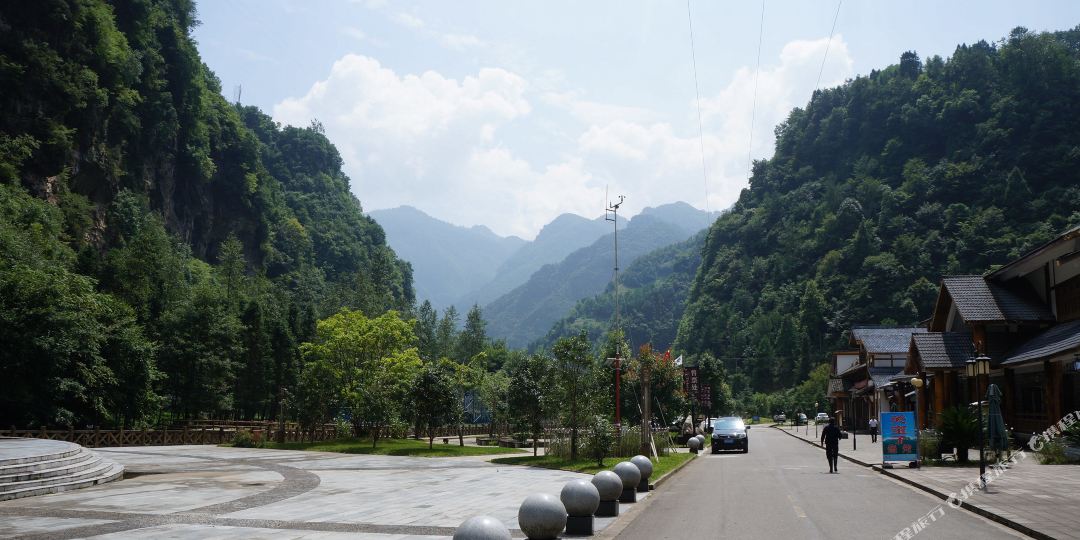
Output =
[{"x1": 742, "y1": 443, "x2": 749, "y2": 453}]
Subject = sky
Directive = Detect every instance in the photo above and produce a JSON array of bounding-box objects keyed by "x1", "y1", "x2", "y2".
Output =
[{"x1": 192, "y1": 1, "x2": 1080, "y2": 239}]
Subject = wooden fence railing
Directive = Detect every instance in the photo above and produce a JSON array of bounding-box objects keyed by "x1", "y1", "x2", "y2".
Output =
[{"x1": 2, "y1": 423, "x2": 337, "y2": 448}]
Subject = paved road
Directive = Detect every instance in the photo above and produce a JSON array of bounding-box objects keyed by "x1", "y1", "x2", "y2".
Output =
[{"x1": 614, "y1": 427, "x2": 1029, "y2": 540}]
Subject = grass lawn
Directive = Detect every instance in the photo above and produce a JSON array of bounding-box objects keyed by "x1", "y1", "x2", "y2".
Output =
[
  {"x1": 263, "y1": 437, "x2": 527, "y2": 457},
  {"x1": 490, "y1": 451, "x2": 695, "y2": 480}
]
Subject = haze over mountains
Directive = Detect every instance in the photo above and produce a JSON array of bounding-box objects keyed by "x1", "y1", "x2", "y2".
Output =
[
  {"x1": 369, "y1": 206, "x2": 526, "y2": 310},
  {"x1": 371, "y1": 202, "x2": 718, "y2": 347}
]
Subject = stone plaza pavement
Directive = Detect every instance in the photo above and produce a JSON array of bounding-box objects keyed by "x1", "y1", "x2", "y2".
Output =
[
  {"x1": 0, "y1": 444, "x2": 652, "y2": 539},
  {"x1": 774, "y1": 424, "x2": 1080, "y2": 540}
]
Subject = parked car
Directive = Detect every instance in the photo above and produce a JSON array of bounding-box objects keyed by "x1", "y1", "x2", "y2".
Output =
[
  {"x1": 794, "y1": 413, "x2": 808, "y2": 426},
  {"x1": 711, "y1": 417, "x2": 749, "y2": 453},
  {"x1": 814, "y1": 412, "x2": 830, "y2": 424},
  {"x1": 773, "y1": 414, "x2": 787, "y2": 424}
]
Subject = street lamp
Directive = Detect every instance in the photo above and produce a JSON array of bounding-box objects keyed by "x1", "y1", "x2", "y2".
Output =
[
  {"x1": 967, "y1": 354, "x2": 991, "y2": 488},
  {"x1": 911, "y1": 377, "x2": 923, "y2": 467}
]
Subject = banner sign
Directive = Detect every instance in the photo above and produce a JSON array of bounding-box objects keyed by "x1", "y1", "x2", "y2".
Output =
[
  {"x1": 881, "y1": 411, "x2": 918, "y2": 463},
  {"x1": 698, "y1": 384, "x2": 712, "y2": 409},
  {"x1": 682, "y1": 367, "x2": 698, "y2": 396}
]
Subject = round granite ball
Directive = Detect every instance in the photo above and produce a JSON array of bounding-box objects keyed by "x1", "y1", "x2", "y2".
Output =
[
  {"x1": 631, "y1": 455, "x2": 653, "y2": 479},
  {"x1": 613, "y1": 461, "x2": 641, "y2": 488},
  {"x1": 592, "y1": 470, "x2": 623, "y2": 501},
  {"x1": 688, "y1": 437, "x2": 701, "y2": 451},
  {"x1": 560, "y1": 479, "x2": 600, "y2": 517},
  {"x1": 453, "y1": 515, "x2": 512, "y2": 540},
  {"x1": 518, "y1": 493, "x2": 567, "y2": 540}
]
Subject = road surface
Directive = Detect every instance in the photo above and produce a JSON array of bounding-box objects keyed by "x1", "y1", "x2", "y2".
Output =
[{"x1": 613, "y1": 427, "x2": 1027, "y2": 540}]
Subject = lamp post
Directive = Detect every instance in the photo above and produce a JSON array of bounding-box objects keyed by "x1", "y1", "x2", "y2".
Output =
[
  {"x1": 911, "y1": 377, "x2": 924, "y2": 467},
  {"x1": 967, "y1": 354, "x2": 991, "y2": 488}
]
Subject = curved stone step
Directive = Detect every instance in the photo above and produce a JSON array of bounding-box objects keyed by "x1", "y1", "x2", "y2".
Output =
[
  {"x1": 0, "y1": 462, "x2": 124, "y2": 501},
  {"x1": 0, "y1": 458, "x2": 116, "y2": 493},
  {"x1": 0, "y1": 450, "x2": 101, "y2": 483},
  {"x1": 0, "y1": 438, "x2": 82, "y2": 467}
]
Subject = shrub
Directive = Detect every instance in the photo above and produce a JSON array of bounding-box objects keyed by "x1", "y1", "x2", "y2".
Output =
[
  {"x1": 918, "y1": 428, "x2": 942, "y2": 461},
  {"x1": 585, "y1": 416, "x2": 615, "y2": 466},
  {"x1": 231, "y1": 429, "x2": 261, "y2": 448},
  {"x1": 334, "y1": 417, "x2": 352, "y2": 439},
  {"x1": 939, "y1": 406, "x2": 979, "y2": 463},
  {"x1": 1063, "y1": 422, "x2": 1080, "y2": 448},
  {"x1": 1038, "y1": 439, "x2": 1070, "y2": 464}
]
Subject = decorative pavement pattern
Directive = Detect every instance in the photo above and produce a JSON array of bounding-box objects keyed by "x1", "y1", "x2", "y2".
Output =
[{"x1": 0, "y1": 445, "x2": 611, "y2": 539}]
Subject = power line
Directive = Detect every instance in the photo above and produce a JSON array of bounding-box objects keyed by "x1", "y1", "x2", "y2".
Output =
[
  {"x1": 813, "y1": 0, "x2": 843, "y2": 100},
  {"x1": 685, "y1": 0, "x2": 709, "y2": 212},
  {"x1": 747, "y1": 0, "x2": 766, "y2": 181}
]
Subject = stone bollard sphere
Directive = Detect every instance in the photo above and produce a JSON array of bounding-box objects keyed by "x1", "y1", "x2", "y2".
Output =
[
  {"x1": 688, "y1": 437, "x2": 701, "y2": 451},
  {"x1": 613, "y1": 461, "x2": 641, "y2": 488},
  {"x1": 592, "y1": 470, "x2": 623, "y2": 501},
  {"x1": 560, "y1": 479, "x2": 600, "y2": 517},
  {"x1": 518, "y1": 493, "x2": 567, "y2": 540},
  {"x1": 630, "y1": 455, "x2": 653, "y2": 480},
  {"x1": 453, "y1": 515, "x2": 512, "y2": 540}
]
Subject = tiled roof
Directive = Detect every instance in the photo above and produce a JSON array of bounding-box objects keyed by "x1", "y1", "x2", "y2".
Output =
[
  {"x1": 869, "y1": 367, "x2": 903, "y2": 388},
  {"x1": 1002, "y1": 319, "x2": 1080, "y2": 366},
  {"x1": 912, "y1": 332, "x2": 973, "y2": 369},
  {"x1": 942, "y1": 276, "x2": 1055, "y2": 323},
  {"x1": 852, "y1": 326, "x2": 928, "y2": 354}
]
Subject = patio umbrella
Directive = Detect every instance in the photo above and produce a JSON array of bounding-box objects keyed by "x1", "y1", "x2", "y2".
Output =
[{"x1": 986, "y1": 384, "x2": 1009, "y2": 454}]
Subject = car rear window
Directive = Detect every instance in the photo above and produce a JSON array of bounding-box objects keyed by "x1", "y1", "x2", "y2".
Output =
[{"x1": 714, "y1": 419, "x2": 744, "y2": 430}]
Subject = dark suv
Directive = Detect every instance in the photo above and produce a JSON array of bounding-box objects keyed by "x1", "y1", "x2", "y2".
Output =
[{"x1": 710, "y1": 417, "x2": 749, "y2": 453}]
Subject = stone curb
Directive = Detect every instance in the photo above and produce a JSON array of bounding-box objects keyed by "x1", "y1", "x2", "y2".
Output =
[
  {"x1": 772, "y1": 426, "x2": 1049, "y2": 540},
  {"x1": 650, "y1": 451, "x2": 697, "y2": 489},
  {"x1": 869, "y1": 464, "x2": 1052, "y2": 540},
  {"x1": 590, "y1": 453, "x2": 697, "y2": 540}
]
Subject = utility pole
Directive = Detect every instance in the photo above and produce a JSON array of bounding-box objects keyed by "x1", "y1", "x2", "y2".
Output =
[{"x1": 606, "y1": 194, "x2": 625, "y2": 430}]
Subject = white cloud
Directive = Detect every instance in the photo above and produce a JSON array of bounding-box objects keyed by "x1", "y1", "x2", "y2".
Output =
[
  {"x1": 273, "y1": 54, "x2": 545, "y2": 236},
  {"x1": 393, "y1": 12, "x2": 425, "y2": 29},
  {"x1": 571, "y1": 34, "x2": 855, "y2": 212},
  {"x1": 340, "y1": 26, "x2": 386, "y2": 48},
  {"x1": 272, "y1": 35, "x2": 854, "y2": 238},
  {"x1": 442, "y1": 33, "x2": 485, "y2": 51}
]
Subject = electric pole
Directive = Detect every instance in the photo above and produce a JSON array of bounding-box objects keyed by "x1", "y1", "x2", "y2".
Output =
[{"x1": 606, "y1": 194, "x2": 625, "y2": 430}]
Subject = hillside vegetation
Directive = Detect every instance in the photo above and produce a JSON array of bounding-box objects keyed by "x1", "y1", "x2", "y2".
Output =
[
  {"x1": 0, "y1": 0, "x2": 410, "y2": 427},
  {"x1": 676, "y1": 27, "x2": 1080, "y2": 394}
]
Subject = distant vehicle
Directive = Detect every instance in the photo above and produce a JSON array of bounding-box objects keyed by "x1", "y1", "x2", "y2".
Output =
[
  {"x1": 711, "y1": 417, "x2": 749, "y2": 453},
  {"x1": 814, "y1": 412, "x2": 830, "y2": 424},
  {"x1": 773, "y1": 414, "x2": 787, "y2": 424},
  {"x1": 795, "y1": 413, "x2": 808, "y2": 426}
]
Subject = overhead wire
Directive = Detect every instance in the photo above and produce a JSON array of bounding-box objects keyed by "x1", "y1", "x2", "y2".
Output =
[
  {"x1": 746, "y1": 0, "x2": 766, "y2": 181},
  {"x1": 813, "y1": 0, "x2": 843, "y2": 101},
  {"x1": 685, "y1": 0, "x2": 710, "y2": 212}
]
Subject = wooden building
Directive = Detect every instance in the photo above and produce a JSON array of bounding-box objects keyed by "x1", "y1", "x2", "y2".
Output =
[
  {"x1": 903, "y1": 225, "x2": 1080, "y2": 436},
  {"x1": 829, "y1": 326, "x2": 927, "y2": 430}
]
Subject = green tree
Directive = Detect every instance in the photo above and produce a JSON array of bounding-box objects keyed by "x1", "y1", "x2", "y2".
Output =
[
  {"x1": 507, "y1": 354, "x2": 550, "y2": 456},
  {"x1": 456, "y1": 304, "x2": 487, "y2": 363},
  {"x1": 435, "y1": 305, "x2": 459, "y2": 360},
  {"x1": 411, "y1": 362, "x2": 457, "y2": 449},
  {"x1": 549, "y1": 332, "x2": 597, "y2": 460}
]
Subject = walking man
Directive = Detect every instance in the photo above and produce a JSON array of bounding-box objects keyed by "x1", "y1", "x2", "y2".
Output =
[
  {"x1": 868, "y1": 416, "x2": 879, "y2": 443},
  {"x1": 820, "y1": 418, "x2": 841, "y2": 473}
]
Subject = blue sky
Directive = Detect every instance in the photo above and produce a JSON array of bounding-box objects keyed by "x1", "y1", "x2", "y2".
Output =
[{"x1": 193, "y1": 1, "x2": 1080, "y2": 238}]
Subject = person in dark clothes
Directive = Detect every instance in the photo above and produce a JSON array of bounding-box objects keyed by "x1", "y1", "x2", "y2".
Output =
[{"x1": 820, "y1": 418, "x2": 841, "y2": 473}]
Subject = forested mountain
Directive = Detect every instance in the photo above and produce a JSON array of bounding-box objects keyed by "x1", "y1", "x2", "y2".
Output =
[
  {"x1": 457, "y1": 213, "x2": 622, "y2": 309},
  {"x1": 371, "y1": 206, "x2": 524, "y2": 310},
  {"x1": 0, "y1": 0, "x2": 410, "y2": 427},
  {"x1": 485, "y1": 203, "x2": 714, "y2": 349},
  {"x1": 676, "y1": 27, "x2": 1080, "y2": 394},
  {"x1": 536, "y1": 230, "x2": 706, "y2": 353}
]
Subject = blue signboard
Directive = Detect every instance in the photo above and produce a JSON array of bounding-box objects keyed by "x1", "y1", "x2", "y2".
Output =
[{"x1": 880, "y1": 412, "x2": 918, "y2": 463}]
